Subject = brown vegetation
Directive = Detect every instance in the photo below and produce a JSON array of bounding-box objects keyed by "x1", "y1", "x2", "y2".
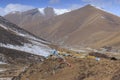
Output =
[{"x1": 13, "y1": 55, "x2": 120, "y2": 80}]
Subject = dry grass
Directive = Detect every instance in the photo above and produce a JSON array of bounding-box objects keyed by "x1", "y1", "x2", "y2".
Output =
[{"x1": 13, "y1": 55, "x2": 120, "y2": 80}]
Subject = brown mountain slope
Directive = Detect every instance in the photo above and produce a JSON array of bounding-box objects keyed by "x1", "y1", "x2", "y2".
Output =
[
  {"x1": 31, "y1": 4, "x2": 120, "y2": 49},
  {"x1": 4, "y1": 7, "x2": 56, "y2": 35},
  {"x1": 5, "y1": 5, "x2": 120, "y2": 49}
]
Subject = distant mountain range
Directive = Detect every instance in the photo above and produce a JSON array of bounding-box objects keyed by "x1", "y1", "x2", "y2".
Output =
[
  {"x1": 4, "y1": 7, "x2": 55, "y2": 31},
  {"x1": 4, "y1": 5, "x2": 120, "y2": 49}
]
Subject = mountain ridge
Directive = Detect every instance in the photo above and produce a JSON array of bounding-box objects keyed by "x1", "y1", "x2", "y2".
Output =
[
  {"x1": 32, "y1": 4, "x2": 120, "y2": 49},
  {"x1": 4, "y1": 4, "x2": 120, "y2": 49},
  {"x1": 0, "y1": 15, "x2": 52, "y2": 79},
  {"x1": 0, "y1": 15, "x2": 52, "y2": 57}
]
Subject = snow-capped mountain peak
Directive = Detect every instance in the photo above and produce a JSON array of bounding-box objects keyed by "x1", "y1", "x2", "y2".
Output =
[{"x1": 38, "y1": 7, "x2": 70, "y2": 15}]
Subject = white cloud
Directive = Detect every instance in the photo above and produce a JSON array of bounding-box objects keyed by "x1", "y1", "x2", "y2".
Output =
[
  {"x1": 49, "y1": 0, "x2": 60, "y2": 4},
  {"x1": 0, "y1": 4, "x2": 35, "y2": 16}
]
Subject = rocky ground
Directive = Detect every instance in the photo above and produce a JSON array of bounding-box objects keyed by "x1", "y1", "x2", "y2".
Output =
[
  {"x1": 11, "y1": 51, "x2": 120, "y2": 80},
  {"x1": 0, "y1": 47, "x2": 44, "y2": 80},
  {"x1": 1, "y1": 45, "x2": 120, "y2": 80},
  {"x1": 0, "y1": 63, "x2": 26, "y2": 80}
]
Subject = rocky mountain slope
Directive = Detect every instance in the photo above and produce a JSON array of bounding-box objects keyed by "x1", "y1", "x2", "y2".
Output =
[
  {"x1": 0, "y1": 16, "x2": 51, "y2": 57},
  {"x1": 0, "y1": 16, "x2": 52, "y2": 79}
]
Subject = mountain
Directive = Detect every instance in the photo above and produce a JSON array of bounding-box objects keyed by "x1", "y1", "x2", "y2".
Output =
[
  {"x1": 4, "y1": 7, "x2": 56, "y2": 34},
  {"x1": 3, "y1": 4, "x2": 120, "y2": 80},
  {"x1": 44, "y1": 7, "x2": 56, "y2": 18},
  {"x1": 0, "y1": 15, "x2": 52, "y2": 64},
  {"x1": 24, "y1": 4, "x2": 120, "y2": 49},
  {"x1": 5, "y1": 5, "x2": 120, "y2": 49},
  {"x1": 0, "y1": 15, "x2": 55, "y2": 79}
]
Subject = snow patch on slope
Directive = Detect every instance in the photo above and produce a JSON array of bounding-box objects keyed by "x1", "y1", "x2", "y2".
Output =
[
  {"x1": 38, "y1": 8, "x2": 70, "y2": 15},
  {"x1": 0, "y1": 68, "x2": 6, "y2": 72},
  {"x1": 0, "y1": 24, "x2": 8, "y2": 30},
  {"x1": 0, "y1": 61, "x2": 6, "y2": 64},
  {"x1": 90, "y1": 4, "x2": 104, "y2": 10},
  {"x1": 38, "y1": 8, "x2": 44, "y2": 15},
  {"x1": 54, "y1": 8, "x2": 70, "y2": 15},
  {"x1": 0, "y1": 23, "x2": 48, "y2": 44},
  {"x1": 0, "y1": 43, "x2": 51, "y2": 57},
  {"x1": 0, "y1": 78, "x2": 12, "y2": 80},
  {"x1": 14, "y1": 30, "x2": 48, "y2": 43},
  {"x1": 101, "y1": 16, "x2": 105, "y2": 19},
  {"x1": 0, "y1": 23, "x2": 51, "y2": 57}
]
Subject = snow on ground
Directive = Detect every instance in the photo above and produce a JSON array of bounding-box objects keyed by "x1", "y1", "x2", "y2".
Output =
[
  {"x1": 15, "y1": 31, "x2": 48, "y2": 43},
  {"x1": 90, "y1": 4, "x2": 104, "y2": 10},
  {"x1": 69, "y1": 48, "x2": 86, "y2": 53},
  {"x1": 0, "y1": 43, "x2": 51, "y2": 57},
  {"x1": 29, "y1": 40, "x2": 47, "y2": 47},
  {"x1": 101, "y1": 16, "x2": 105, "y2": 19},
  {"x1": 38, "y1": 8, "x2": 70, "y2": 15},
  {"x1": 0, "y1": 78, "x2": 12, "y2": 80},
  {"x1": 0, "y1": 68, "x2": 6, "y2": 72},
  {"x1": 54, "y1": 8, "x2": 70, "y2": 15},
  {"x1": 9, "y1": 27, "x2": 48, "y2": 44},
  {"x1": 0, "y1": 61, "x2": 6, "y2": 64},
  {"x1": 0, "y1": 24, "x2": 8, "y2": 30},
  {"x1": 0, "y1": 23, "x2": 48, "y2": 44},
  {"x1": 0, "y1": 23, "x2": 52, "y2": 57},
  {"x1": 38, "y1": 8, "x2": 45, "y2": 15}
]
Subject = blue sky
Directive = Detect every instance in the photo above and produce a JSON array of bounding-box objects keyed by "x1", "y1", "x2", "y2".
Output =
[
  {"x1": 0, "y1": 0, "x2": 120, "y2": 16},
  {"x1": 0, "y1": 0, "x2": 85, "y2": 8}
]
